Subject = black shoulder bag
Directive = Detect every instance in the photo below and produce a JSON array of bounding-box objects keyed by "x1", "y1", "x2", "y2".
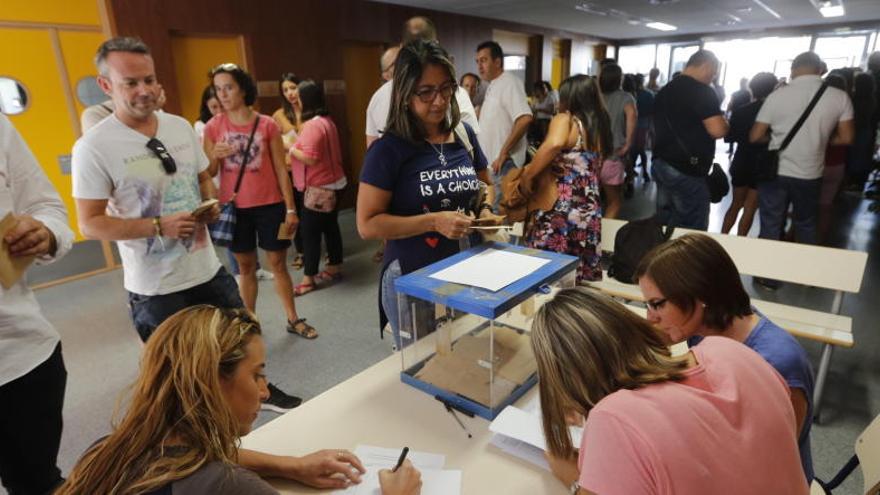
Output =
[
  {"x1": 663, "y1": 106, "x2": 729, "y2": 203},
  {"x1": 755, "y1": 83, "x2": 828, "y2": 183}
]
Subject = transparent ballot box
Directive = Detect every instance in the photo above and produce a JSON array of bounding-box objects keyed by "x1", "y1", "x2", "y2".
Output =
[{"x1": 394, "y1": 242, "x2": 578, "y2": 420}]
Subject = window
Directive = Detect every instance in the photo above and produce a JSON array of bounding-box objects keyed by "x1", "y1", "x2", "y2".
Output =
[
  {"x1": 76, "y1": 77, "x2": 106, "y2": 107},
  {"x1": 0, "y1": 77, "x2": 29, "y2": 115},
  {"x1": 814, "y1": 34, "x2": 870, "y2": 71},
  {"x1": 504, "y1": 55, "x2": 527, "y2": 84},
  {"x1": 618, "y1": 44, "x2": 657, "y2": 75}
]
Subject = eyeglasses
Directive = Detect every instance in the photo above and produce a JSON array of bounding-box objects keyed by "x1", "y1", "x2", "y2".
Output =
[
  {"x1": 145, "y1": 138, "x2": 177, "y2": 175},
  {"x1": 646, "y1": 298, "x2": 668, "y2": 311},
  {"x1": 211, "y1": 63, "x2": 240, "y2": 75},
  {"x1": 414, "y1": 82, "x2": 457, "y2": 103}
]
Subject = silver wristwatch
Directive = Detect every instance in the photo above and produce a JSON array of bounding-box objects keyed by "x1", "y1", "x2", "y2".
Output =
[{"x1": 569, "y1": 480, "x2": 580, "y2": 495}]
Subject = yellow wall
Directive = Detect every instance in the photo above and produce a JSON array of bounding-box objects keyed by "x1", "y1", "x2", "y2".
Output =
[
  {"x1": 171, "y1": 35, "x2": 244, "y2": 123},
  {"x1": 0, "y1": 0, "x2": 100, "y2": 26},
  {"x1": 58, "y1": 30, "x2": 107, "y2": 117}
]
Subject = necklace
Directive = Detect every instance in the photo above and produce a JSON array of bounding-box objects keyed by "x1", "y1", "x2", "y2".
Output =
[{"x1": 427, "y1": 141, "x2": 447, "y2": 166}]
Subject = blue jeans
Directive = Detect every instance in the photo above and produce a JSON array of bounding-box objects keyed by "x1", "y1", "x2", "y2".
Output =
[
  {"x1": 758, "y1": 175, "x2": 821, "y2": 245},
  {"x1": 128, "y1": 266, "x2": 243, "y2": 342},
  {"x1": 491, "y1": 158, "x2": 518, "y2": 211},
  {"x1": 652, "y1": 157, "x2": 710, "y2": 230},
  {"x1": 381, "y1": 260, "x2": 434, "y2": 350}
]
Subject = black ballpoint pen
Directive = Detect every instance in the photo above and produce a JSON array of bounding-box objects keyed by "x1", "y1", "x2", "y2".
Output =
[{"x1": 392, "y1": 446, "x2": 409, "y2": 472}]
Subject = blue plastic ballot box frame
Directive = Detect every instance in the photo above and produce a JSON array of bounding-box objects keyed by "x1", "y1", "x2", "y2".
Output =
[{"x1": 394, "y1": 242, "x2": 578, "y2": 420}]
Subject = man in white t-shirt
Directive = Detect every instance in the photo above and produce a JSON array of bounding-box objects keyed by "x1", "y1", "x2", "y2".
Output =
[
  {"x1": 0, "y1": 113, "x2": 74, "y2": 495},
  {"x1": 475, "y1": 40, "x2": 533, "y2": 208},
  {"x1": 72, "y1": 37, "x2": 306, "y2": 414},
  {"x1": 365, "y1": 16, "x2": 479, "y2": 149},
  {"x1": 750, "y1": 51, "x2": 853, "y2": 252}
]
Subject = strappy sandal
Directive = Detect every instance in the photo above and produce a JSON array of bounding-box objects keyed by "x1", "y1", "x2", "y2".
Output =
[
  {"x1": 287, "y1": 318, "x2": 318, "y2": 339},
  {"x1": 293, "y1": 281, "x2": 316, "y2": 296},
  {"x1": 290, "y1": 254, "x2": 304, "y2": 269},
  {"x1": 315, "y1": 270, "x2": 343, "y2": 285}
]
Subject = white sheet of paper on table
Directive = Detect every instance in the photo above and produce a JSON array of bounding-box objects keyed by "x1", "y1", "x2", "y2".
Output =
[
  {"x1": 334, "y1": 445, "x2": 461, "y2": 495},
  {"x1": 428, "y1": 248, "x2": 551, "y2": 292},
  {"x1": 488, "y1": 405, "x2": 583, "y2": 472}
]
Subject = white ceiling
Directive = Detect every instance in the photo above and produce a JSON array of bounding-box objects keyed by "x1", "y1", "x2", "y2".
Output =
[{"x1": 374, "y1": 0, "x2": 880, "y2": 41}]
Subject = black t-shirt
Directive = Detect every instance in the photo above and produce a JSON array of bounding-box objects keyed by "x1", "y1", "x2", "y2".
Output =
[
  {"x1": 729, "y1": 100, "x2": 768, "y2": 159},
  {"x1": 653, "y1": 75, "x2": 722, "y2": 175},
  {"x1": 360, "y1": 123, "x2": 488, "y2": 274}
]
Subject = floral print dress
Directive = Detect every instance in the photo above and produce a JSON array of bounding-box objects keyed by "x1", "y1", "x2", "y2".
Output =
[{"x1": 525, "y1": 117, "x2": 603, "y2": 283}]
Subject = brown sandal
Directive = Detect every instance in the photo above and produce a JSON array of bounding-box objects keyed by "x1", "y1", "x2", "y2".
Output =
[{"x1": 287, "y1": 318, "x2": 318, "y2": 339}]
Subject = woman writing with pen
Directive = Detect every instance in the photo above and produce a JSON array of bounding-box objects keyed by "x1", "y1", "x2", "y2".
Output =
[{"x1": 58, "y1": 305, "x2": 422, "y2": 494}]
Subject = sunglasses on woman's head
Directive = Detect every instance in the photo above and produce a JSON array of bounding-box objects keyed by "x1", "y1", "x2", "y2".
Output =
[
  {"x1": 145, "y1": 138, "x2": 177, "y2": 175},
  {"x1": 211, "y1": 63, "x2": 240, "y2": 75}
]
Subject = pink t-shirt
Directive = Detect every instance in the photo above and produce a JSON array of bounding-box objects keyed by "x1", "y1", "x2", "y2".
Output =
[
  {"x1": 578, "y1": 337, "x2": 808, "y2": 495},
  {"x1": 204, "y1": 113, "x2": 282, "y2": 208},
  {"x1": 290, "y1": 116, "x2": 345, "y2": 191}
]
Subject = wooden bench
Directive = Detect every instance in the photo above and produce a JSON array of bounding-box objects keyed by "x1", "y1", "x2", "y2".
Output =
[{"x1": 588, "y1": 218, "x2": 868, "y2": 421}]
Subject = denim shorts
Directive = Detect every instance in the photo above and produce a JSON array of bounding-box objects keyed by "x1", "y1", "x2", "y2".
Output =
[{"x1": 128, "y1": 266, "x2": 243, "y2": 342}]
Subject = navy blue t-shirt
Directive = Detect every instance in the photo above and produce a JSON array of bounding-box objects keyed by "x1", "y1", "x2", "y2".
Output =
[
  {"x1": 688, "y1": 312, "x2": 815, "y2": 482},
  {"x1": 360, "y1": 123, "x2": 488, "y2": 274}
]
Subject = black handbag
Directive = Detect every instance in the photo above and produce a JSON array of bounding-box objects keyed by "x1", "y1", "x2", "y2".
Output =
[
  {"x1": 663, "y1": 108, "x2": 729, "y2": 203},
  {"x1": 707, "y1": 162, "x2": 729, "y2": 203},
  {"x1": 209, "y1": 117, "x2": 260, "y2": 246},
  {"x1": 755, "y1": 83, "x2": 829, "y2": 182}
]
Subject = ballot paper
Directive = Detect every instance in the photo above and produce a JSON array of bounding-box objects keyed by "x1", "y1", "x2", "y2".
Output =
[
  {"x1": 488, "y1": 402, "x2": 583, "y2": 472},
  {"x1": 0, "y1": 213, "x2": 35, "y2": 289},
  {"x1": 429, "y1": 248, "x2": 550, "y2": 292},
  {"x1": 335, "y1": 445, "x2": 462, "y2": 495}
]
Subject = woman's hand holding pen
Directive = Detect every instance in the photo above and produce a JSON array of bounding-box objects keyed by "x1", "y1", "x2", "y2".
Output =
[{"x1": 379, "y1": 459, "x2": 422, "y2": 495}]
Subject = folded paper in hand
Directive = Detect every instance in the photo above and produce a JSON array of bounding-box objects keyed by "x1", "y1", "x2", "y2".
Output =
[{"x1": 0, "y1": 213, "x2": 35, "y2": 289}]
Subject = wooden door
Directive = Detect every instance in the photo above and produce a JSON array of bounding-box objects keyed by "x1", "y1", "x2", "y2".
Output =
[
  {"x1": 170, "y1": 35, "x2": 245, "y2": 123},
  {"x1": 342, "y1": 42, "x2": 383, "y2": 199}
]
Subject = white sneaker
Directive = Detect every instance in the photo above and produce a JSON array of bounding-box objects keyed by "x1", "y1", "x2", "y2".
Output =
[{"x1": 256, "y1": 268, "x2": 275, "y2": 281}]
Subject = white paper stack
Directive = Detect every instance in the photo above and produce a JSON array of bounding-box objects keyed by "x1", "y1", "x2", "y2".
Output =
[
  {"x1": 488, "y1": 396, "x2": 582, "y2": 471},
  {"x1": 429, "y1": 248, "x2": 551, "y2": 292},
  {"x1": 334, "y1": 445, "x2": 462, "y2": 495}
]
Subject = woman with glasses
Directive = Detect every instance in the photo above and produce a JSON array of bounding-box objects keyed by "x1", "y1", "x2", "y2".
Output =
[
  {"x1": 523, "y1": 74, "x2": 612, "y2": 284},
  {"x1": 288, "y1": 80, "x2": 347, "y2": 296},
  {"x1": 357, "y1": 39, "x2": 498, "y2": 349},
  {"x1": 272, "y1": 73, "x2": 306, "y2": 268},
  {"x1": 531, "y1": 287, "x2": 809, "y2": 495},
  {"x1": 57, "y1": 306, "x2": 421, "y2": 494},
  {"x1": 635, "y1": 233, "x2": 815, "y2": 483},
  {"x1": 203, "y1": 64, "x2": 316, "y2": 339}
]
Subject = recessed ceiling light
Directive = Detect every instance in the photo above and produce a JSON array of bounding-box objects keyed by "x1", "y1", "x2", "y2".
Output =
[
  {"x1": 819, "y1": 5, "x2": 845, "y2": 17},
  {"x1": 646, "y1": 21, "x2": 677, "y2": 31},
  {"x1": 627, "y1": 19, "x2": 642, "y2": 25}
]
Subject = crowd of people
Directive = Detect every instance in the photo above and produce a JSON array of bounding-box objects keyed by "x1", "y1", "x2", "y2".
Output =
[{"x1": 2, "y1": 10, "x2": 879, "y2": 495}]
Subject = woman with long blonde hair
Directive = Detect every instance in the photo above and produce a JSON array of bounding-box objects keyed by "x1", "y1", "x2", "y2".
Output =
[
  {"x1": 58, "y1": 306, "x2": 421, "y2": 494},
  {"x1": 530, "y1": 288, "x2": 808, "y2": 495}
]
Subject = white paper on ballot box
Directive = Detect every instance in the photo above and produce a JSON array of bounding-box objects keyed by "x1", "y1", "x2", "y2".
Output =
[{"x1": 429, "y1": 248, "x2": 551, "y2": 292}]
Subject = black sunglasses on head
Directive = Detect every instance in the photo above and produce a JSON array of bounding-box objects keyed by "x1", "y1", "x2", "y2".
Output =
[{"x1": 145, "y1": 138, "x2": 177, "y2": 175}]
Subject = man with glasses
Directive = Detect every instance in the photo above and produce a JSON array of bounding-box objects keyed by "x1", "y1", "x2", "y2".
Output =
[
  {"x1": 71, "y1": 38, "x2": 301, "y2": 411},
  {"x1": 475, "y1": 40, "x2": 533, "y2": 210}
]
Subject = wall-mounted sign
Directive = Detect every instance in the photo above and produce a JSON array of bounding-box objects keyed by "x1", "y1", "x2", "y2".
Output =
[{"x1": 323, "y1": 80, "x2": 346, "y2": 95}]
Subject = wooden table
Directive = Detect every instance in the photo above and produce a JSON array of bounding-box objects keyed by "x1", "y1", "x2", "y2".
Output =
[{"x1": 241, "y1": 349, "x2": 567, "y2": 494}]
